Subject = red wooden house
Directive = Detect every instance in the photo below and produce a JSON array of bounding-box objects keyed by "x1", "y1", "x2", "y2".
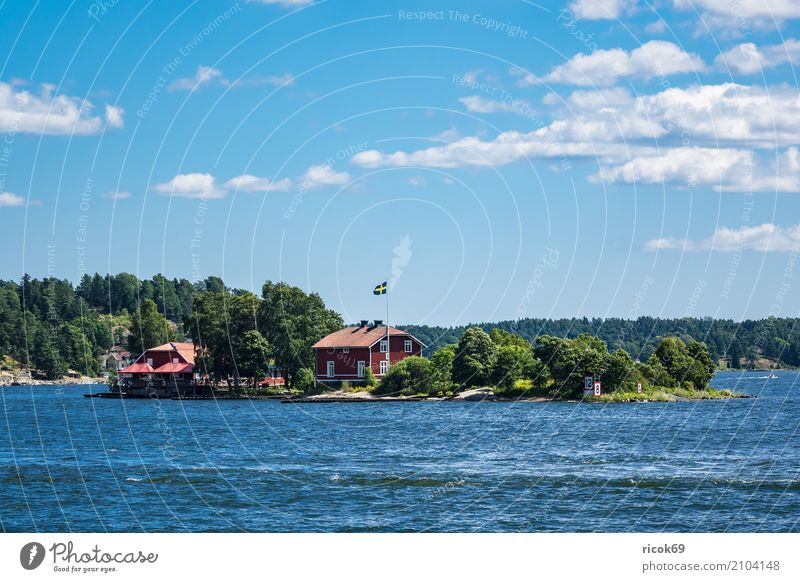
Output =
[
  {"x1": 312, "y1": 320, "x2": 424, "y2": 384},
  {"x1": 117, "y1": 342, "x2": 198, "y2": 396}
]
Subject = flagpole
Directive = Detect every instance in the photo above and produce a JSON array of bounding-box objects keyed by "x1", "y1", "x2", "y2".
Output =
[{"x1": 385, "y1": 278, "x2": 390, "y2": 370}]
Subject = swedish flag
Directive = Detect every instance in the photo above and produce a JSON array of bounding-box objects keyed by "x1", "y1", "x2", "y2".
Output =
[{"x1": 373, "y1": 281, "x2": 387, "y2": 295}]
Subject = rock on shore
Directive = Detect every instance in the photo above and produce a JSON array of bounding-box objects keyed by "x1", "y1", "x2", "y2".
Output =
[{"x1": 451, "y1": 387, "x2": 495, "y2": 401}]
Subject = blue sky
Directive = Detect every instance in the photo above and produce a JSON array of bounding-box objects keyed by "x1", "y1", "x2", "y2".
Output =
[{"x1": 1, "y1": 0, "x2": 800, "y2": 326}]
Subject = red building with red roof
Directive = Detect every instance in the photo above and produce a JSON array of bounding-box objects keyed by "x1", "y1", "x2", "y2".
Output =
[
  {"x1": 312, "y1": 320, "x2": 424, "y2": 384},
  {"x1": 117, "y1": 342, "x2": 199, "y2": 397}
]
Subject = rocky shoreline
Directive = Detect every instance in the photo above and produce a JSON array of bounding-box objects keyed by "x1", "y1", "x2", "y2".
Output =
[
  {"x1": 281, "y1": 387, "x2": 750, "y2": 403},
  {"x1": 1, "y1": 380, "x2": 751, "y2": 403},
  {"x1": 0, "y1": 374, "x2": 107, "y2": 387}
]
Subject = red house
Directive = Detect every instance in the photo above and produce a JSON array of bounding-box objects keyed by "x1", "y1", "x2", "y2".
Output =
[
  {"x1": 117, "y1": 342, "x2": 198, "y2": 396},
  {"x1": 312, "y1": 320, "x2": 425, "y2": 383}
]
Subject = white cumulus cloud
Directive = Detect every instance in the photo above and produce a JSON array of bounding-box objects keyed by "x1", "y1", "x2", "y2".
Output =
[
  {"x1": 458, "y1": 95, "x2": 533, "y2": 116},
  {"x1": 715, "y1": 39, "x2": 800, "y2": 74},
  {"x1": 224, "y1": 174, "x2": 293, "y2": 192},
  {"x1": 153, "y1": 173, "x2": 226, "y2": 199},
  {"x1": 673, "y1": 0, "x2": 800, "y2": 20},
  {"x1": 0, "y1": 192, "x2": 26, "y2": 207},
  {"x1": 105, "y1": 104, "x2": 124, "y2": 128},
  {"x1": 0, "y1": 81, "x2": 122, "y2": 135},
  {"x1": 168, "y1": 66, "x2": 227, "y2": 92},
  {"x1": 521, "y1": 41, "x2": 705, "y2": 86},
  {"x1": 594, "y1": 147, "x2": 800, "y2": 193},
  {"x1": 647, "y1": 223, "x2": 800, "y2": 252},
  {"x1": 352, "y1": 82, "x2": 800, "y2": 178},
  {"x1": 299, "y1": 164, "x2": 351, "y2": 189},
  {"x1": 569, "y1": 0, "x2": 636, "y2": 19}
]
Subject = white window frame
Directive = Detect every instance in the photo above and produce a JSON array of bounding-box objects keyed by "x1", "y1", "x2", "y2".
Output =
[
  {"x1": 357, "y1": 361, "x2": 365, "y2": 378},
  {"x1": 379, "y1": 360, "x2": 389, "y2": 375},
  {"x1": 342, "y1": 347, "x2": 349, "y2": 354},
  {"x1": 404, "y1": 340, "x2": 412, "y2": 353},
  {"x1": 380, "y1": 340, "x2": 388, "y2": 353},
  {"x1": 327, "y1": 361, "x2": 335, "y2": 378}
]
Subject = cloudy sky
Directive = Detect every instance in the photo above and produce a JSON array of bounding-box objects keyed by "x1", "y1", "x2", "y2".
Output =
[{"x1": 1, "y1": 0, "x2": 800, "y2": 325}]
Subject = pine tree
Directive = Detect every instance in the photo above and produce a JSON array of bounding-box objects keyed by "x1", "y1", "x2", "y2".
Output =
[{"x1": 728, "y1": 341, "x2": 742, "y2": 369}]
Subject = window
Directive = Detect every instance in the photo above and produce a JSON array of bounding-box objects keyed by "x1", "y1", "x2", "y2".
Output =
[
  {"x1": 146, "y1": 358, "x2": 153, "y2": 365},
  {"x1": 172, "y1": 358, "x2": 179, "y2": 364},
  {"x1": 342, "y1": 347, "x2": 349, "y2": 354},
  {"x1": 357, "y1": 361, "x2": 365, "y2": 378},
  {"x1": 380, "y1": 340, "x2": 388, "y2": 353},
  {"x1": 379, "y1": 360, "x2": 389, "y2": 375},
  {"x1": 404, "y1": 340, "x2": 413, "y2": 353},
  {"x1": 327, "y1": 361, "x2": 335, "y2": 378}
]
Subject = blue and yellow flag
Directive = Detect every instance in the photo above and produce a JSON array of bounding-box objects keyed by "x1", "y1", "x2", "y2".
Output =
[{"x1": 373, "y1": 281, "x2": 387, "y2": 295}]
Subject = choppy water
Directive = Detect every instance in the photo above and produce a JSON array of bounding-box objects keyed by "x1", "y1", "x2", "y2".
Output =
[{"x1": 1, "y1": 371, "x2": 798, "y2": 532}]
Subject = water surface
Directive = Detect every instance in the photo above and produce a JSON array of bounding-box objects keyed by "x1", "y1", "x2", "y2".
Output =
[{"x1": 1, "y1": 371, "x2": 798, "y2": 532}]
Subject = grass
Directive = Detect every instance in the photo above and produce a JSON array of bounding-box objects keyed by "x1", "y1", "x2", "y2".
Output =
[{"x1": 596, "y1": 386, "x2": 741, "y2": 403}]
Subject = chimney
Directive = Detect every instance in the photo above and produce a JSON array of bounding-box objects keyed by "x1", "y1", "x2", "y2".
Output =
[
  {"x1": 373, "y1": 319, "x2": 383, "y2": 327},
  {"x1": 359, "y1": 320, "x2": 369, "y2": 328}
]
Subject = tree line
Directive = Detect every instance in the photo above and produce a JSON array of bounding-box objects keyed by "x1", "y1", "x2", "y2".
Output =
[
  {"x1": 1, "y1": 271, "x2": 798, "y2": 383},
  {"x1": 0, "y1": 273, "x2": 341, "y2": 386},
  {"x1": 404, "y1": 316, "x2": 800, "y2": 368},
  {"x1": 374, "y1": 327, "x2": 716, "y2": 398}
]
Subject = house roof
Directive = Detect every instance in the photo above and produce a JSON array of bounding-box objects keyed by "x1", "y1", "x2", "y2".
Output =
[
  {"x1": 153, "y1": 362, "x2": 195, "y2": 374},
  {"x1": 139, "y1": 342, "x2": 196, "y2": 364},
  {"x1": 312, "y1": 325, "x2": 420, "y2": 349},
  {"x1": 119, "y1": 362, "x2": 154, "y2": 374},
  {"x1": 259, "y1": 376, "x2": 285, "y2": 386}
]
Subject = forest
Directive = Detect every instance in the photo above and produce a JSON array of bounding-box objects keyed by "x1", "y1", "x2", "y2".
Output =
[
  {"x1": 0, "y1": 272, "x2": 798, "y2": 384},
  {"x1": 374, "y1": 327, "x2": 720, "y2": 400},
  {"x1": 406, "y1": 316, "x2": 800, "y2": 368}
]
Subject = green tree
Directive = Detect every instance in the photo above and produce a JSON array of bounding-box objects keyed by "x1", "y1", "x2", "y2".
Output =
[
  {"x1": 452, "y1": 326, "x2": 497, "y2": 387},
  {"x1": 728, "y1": 341, "x2": 742, "y2": 369},
  {"x1": 128, "y1": 299, "x2": 174, "y2": 356},
  {"x1": 430, "y1": 345, "x2": 455, "y2": 392},
  {"x1": 375, "y1": 356, "x2": 431, "y2": 396},
  {"x1": 491, "y1": 344, "x2": 535, "y2": 389},
  {"x1": 686, "y1": 340, "x2": 715, "y2": 389},
  {"x1": 259, "y1": 281, "x2": 342, "y2": 389},
  {"x1": 32, "y1": 326, "x2": 65, "y2": 379},
  {"x1": 646, "y1": 337, "x2": 715, "y2": 390},
  {"x1": 184, "y1": 291, "x2": 231, "y2": 385},
  {"x1": 236, "y1": 330, "x2": 271, "y2": 390},
  {"x1": 534, "y1": 334, "x2": 608, "y2": 397},
  {"x1": 490, "y1": 328, "x2": 532, "y2": 350},
  {"x1": 603, "y1": 349, "x2": 637, "y2": 393},
  {"x1": 109, "y1": 273, "x2": 139, "y2": 314}
]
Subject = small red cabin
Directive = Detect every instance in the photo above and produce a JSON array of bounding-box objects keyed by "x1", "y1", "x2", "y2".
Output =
[
  {"x1": 312, "y1": 320, "x2": 424, "y2": 383},
  {"x1": 119, "y1": 342, "x2": 197, "y2": 381}
]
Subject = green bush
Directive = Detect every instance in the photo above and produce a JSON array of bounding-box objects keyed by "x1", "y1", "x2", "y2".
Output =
[
  {"x1": 452, "y1": 327, "x2": 497, "y2": 387},
  {"x1": 294, "y1": 367, "x2": 317, "y2": 392},
  {"x1": 374, "y1": 356, "x2": 432, "y2": 396},
  {"x1": 364, "y1": 367, "x2": 377, "y2": 388}
]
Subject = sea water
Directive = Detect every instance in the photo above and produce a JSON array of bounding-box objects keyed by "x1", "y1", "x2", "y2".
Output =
[{"x1": 1, "y1": 371, "x2": 798, "y2": 532}]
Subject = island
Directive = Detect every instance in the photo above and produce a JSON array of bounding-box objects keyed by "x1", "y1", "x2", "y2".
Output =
[{"x1": 0, "y1": 273, "x2": 781, "y2": 402}]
